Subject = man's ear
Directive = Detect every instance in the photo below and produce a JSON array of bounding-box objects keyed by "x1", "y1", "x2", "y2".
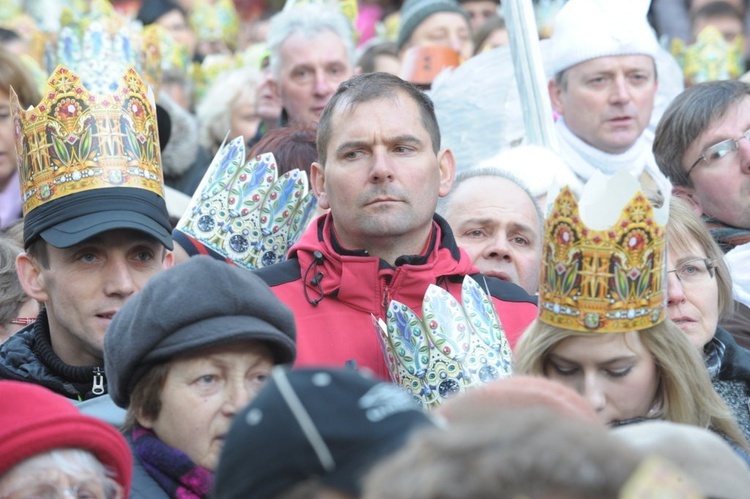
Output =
[
  {"x1": 672, "y1": 186, "x2": 704, "y2": 216},
  {"x1": 163, "y1": 249, "x2": 175, "y2": 269},
  {"x1": 16, "y1": 253, "x2": 49, "y2": 303},
  {"x1": 548, "y1": 79, "x2": 564, "y2": 115},
  {"x1": 311, "y1": 162, "x2": 330, "y2": 210},
  {"x1": 436, "y1": 148, "x2": 456, "y2": 197}
]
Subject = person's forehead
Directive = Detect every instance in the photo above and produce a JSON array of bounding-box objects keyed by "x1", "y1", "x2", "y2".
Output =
[
  {"x1": 455, "y1": 176, "x2": 534, "y2": 209},
  {"x1": 694, "y1": 95, "x2": 750, "y2": 147},
  {"x1": 567, "y1": 54, "x2": 655, "y2": 77}
]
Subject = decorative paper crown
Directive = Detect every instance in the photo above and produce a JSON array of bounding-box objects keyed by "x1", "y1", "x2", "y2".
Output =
[
  {"x1": 175, "y1": 136, "x2": 318, "y2": 269},
  {"x1": 189, "y1": 0, "x2": 240, "y2": 50},
  {"x1": 670, "y1": 26, "x2": 745, "y2": 86},
  {"x1": 539, "y1": 170, "x2": 669, "y2": 333},
  {"x1": 11, "y1": 65, "x2": 164, "y2": 215},
  {"x1": 47, "y1": 3, "x2": 144, "y2": 95},
  {"x1": 140, "y1": 24, "x2": 192, "y2": 93},
  {"x1": 376, "y1": 276, "x2": 513, "y2": 409}
]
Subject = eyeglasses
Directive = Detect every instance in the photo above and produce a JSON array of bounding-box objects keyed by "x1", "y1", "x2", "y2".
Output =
[
  {"x1": 666, "y1": 258, "x2": 716, "y2": 284},
  {"x1": 687, "y1": 128, "x2": 750, "y2": 177},
  {"x1": 8, "y1": 317, "x2": 36, "y2": 327},
  {"x1": 0, "y1": 478, "x2": 121, "y2": 499}
]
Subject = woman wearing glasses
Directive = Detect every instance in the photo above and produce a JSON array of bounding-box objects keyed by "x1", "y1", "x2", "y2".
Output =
[{"x1": 666, "y1": 197, "x2": 750, "y2": 442}]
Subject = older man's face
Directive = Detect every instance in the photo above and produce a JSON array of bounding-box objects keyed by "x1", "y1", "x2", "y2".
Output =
[
  {"x1": 273, "y1": 31, "x2": 353, "y2": 127},
  {"x1": 444, "y1": 176, "x2": 542, "y2": 294},
  {"x1": 549, "y1": 54, "x2": 657, "y2": 154}
]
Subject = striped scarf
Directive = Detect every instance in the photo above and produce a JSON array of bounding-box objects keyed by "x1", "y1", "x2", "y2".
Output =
[{"x1": 704, "y1": 217, "x2": 750, "y2": 253}]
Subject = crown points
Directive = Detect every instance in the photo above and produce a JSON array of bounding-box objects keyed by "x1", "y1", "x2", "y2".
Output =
[
  {"x1": 176, "y1": 137, "x2": 318, "y2": 269},
  {"x1": 377, "y1": 277, "x2": 513, "y2": 409}
]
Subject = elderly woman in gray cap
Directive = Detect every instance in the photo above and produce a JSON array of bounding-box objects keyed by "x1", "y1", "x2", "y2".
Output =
[{"x1": 104, "y1": 256, "x2": 296, "y2": 499}]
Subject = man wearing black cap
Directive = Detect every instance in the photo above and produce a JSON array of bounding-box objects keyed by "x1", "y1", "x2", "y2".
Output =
[{"x1": 0, "y1": 64, "x2": 174, "y2": 401}]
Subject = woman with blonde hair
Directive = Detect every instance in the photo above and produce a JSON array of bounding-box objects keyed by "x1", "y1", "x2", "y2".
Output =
[
  {"x1": 515, "y1": 170, "x2": 748, "y2": 453},
  {"x1": 515, "y1": 320, "x2": 747, "y2": 448}
]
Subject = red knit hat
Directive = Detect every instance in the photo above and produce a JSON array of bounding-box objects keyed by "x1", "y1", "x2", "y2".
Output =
[{"x1": 0, "y1": 381, "x2": 132, "y2": 493}]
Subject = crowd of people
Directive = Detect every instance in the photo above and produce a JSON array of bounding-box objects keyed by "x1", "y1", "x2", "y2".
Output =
[{"x1": 0, "y1": 0, "x2": 750, "y2": 497}]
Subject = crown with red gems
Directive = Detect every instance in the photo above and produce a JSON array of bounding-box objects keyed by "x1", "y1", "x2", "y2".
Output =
[
  {"x1": 376, "y1": 276, "x2": 514, "y2": 409},
  {"x1": 175, "y1": 136, "x2": 318, "y2": 269},
  {"x1": 10, "y1": 65, "x2": 164, "y2": 216},
  {"x1": 539, "y1": 170, "x2": 669, "y2": 333}
]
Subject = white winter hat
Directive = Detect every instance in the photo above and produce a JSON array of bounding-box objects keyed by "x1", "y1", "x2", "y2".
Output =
[{"x1": 549, "y1": 0, "x2": 659, "y2": 75}]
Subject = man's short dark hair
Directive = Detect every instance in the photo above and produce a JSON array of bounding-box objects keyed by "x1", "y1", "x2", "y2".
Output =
[
  {"x1": 653, "y1": 80, "x2": 750, "y2": 187},
  {"x1": 316, "y1": 72, "x2": 441, "y2": 166},
  {"x1": 25, "y1": 238, "x2": 49, "y2": 269}
]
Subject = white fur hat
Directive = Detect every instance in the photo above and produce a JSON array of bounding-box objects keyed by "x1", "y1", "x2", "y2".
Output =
[{"x1": 549, "y1": 0, "x2": 659, "y2": 75}]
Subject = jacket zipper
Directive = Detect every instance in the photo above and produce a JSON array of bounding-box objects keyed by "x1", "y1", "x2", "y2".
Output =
[{"x1": 92, "y1": 367, "x2": 105, "y2": 395}]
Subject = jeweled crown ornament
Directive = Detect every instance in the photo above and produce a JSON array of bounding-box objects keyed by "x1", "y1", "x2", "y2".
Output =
[
  {"x1": 140, "y1": 24, "x2": 192, "y2": 94},
  {"x1": 48, "y1": 1, "x2": 143, "y2": 94},
  {"x1": 376, "y1": 276, "x2": 514, "y2": 409},
  {"x1": 670, "y1": 25, "x2": 745, "y2": 86},
  {"x1": 189, "y1": 0, "x2": 240, "y2": 51},
  {"x1": 539, "y1": 169, "x2": 669, "y2": 333},
  {"x1": 11, "y1": 64, "x2": 164, "y2": 216},
  {"x1": 175, "y1": 136, "x2": 318, "y2": 269}
]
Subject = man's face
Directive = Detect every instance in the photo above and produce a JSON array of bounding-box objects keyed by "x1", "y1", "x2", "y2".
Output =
[
  {"x1": 461, "y1": 0, "x2": 499, "y2": 30},
  {"x1": 444, "y1": 176, "x2": 542, "y2": 294},
  {"x1": 406, "y1": 12, "x2": 473, "y2": 61},
  {"x1": 549, "y1": 55, "x2": 657, "y2": 154},
  {"x1": 312, "y1": 92, "x2": 454, "y2": 255},
  {"x1": 19, "y1": 229, "x2": 173, "y2": 366},
  {"x1": 679, "y1": 95, "x2": 750, "y2": 229},
  {"x1": 273, "y1": 31, "x2": 354, "y2": 127}
]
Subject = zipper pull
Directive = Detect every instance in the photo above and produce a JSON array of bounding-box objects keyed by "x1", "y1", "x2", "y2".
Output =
[{"x1": 92, "y1": 367, "x2": 105, "y2": 396}]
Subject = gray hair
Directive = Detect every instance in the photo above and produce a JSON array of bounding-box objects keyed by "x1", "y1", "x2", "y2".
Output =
[
  {"x1": 196, "y1": 67, "x2": 262, "y2": 154},
  {"x1": 436, "y1": 167, "x2": 544, "y2": 234},
  {"x1": 267, "y1": 4, "x2": 356, "y2": 80},
  {"x1": 653, "y1": 80, "x2": 750, "y2": 188}
]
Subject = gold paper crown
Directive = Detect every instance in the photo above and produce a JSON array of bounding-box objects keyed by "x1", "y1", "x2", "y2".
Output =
[
  {"x1": 189, "y1": 0, "x2": 240, "y2": 50},
  {"x1": 670, "y1": 25, "x2": 745, "y2": 86},
  {"x1": 175, "y1": 136, "x2": 318, "y2": 269},
  {"x1": 376, "y1": 276, "x2": 513, "y2": 409},
  {"x1": 11, "y1": 65, "x2": 164, "y2": 215},
  {"x1": 539, "y1": 171, "x2": 668, "y2": 333},
  {"x1": 140, "y1": 24, "x2": 193, "y2": 93}
]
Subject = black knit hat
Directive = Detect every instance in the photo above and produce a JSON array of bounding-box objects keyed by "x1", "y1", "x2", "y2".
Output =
[
  {"x1": 397, "y1": 0, "x2": 469, "y2": 49},
  {"x1": 104, "y1": 255, "x2": 297, "y2": 407},
  {"x1": 213, "y1": 367, "x2": 435, "y2": 499}
]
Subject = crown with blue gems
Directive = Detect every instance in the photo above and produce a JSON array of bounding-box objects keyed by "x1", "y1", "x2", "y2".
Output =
[
  {"x1": 375, "y1": 276, "x2": 514, "y2": 409},
  {"x1": 175, "y1": 136, "x2": 318, "y2": 269},
  {"x1": 539, "y1": 169, "x2": 669, "y2": 333}
]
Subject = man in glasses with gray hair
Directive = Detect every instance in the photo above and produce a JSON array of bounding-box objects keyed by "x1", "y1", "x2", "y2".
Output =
[{"x1": 654, "y1": 79, "x2": 750, "y2": 347}]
